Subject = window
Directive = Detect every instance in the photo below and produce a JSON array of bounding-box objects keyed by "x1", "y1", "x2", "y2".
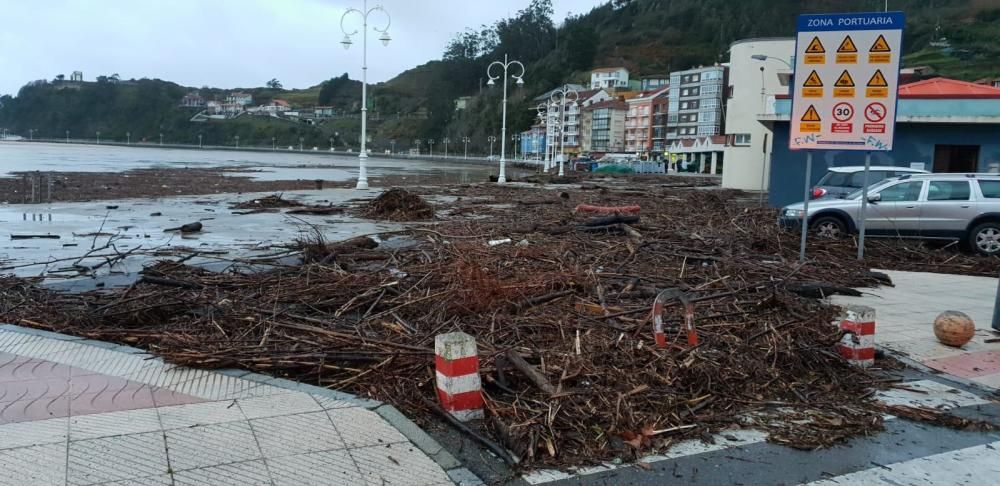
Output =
[
  {"x1": 702, "y1": 70, "x2": 721, "y2": 81},
  {"x1": 701, "y1": 112, "x2": 716, "y2": 123},
  {"x1": 877, "y1": 181, "x2": 923, "y2": 202},
  {"x1": 980, "y1": 181, "x2": 1000, "y2": 198},
  {"x1": 927, "y1": 181, "x2": 972, "y2": 201},
  {"x1": 701, "y1": 84, "x2": 719, "y2": 95},
  {"x1": 667, "y1": 114, "x2": 678, "y2": 123},
  {"x1": 668, "y1": 101, "x2": 678, "y2": 112},
  {"x1": 701, "y1": 99, "x2": 718, "y2": 109},
  {"x1": 733, "y1": 134, "x2": 752, "y2": 146},
  {"x1": 843, "y1": 171, "x2": 889, "y2": 188},
  {"x1": 681, "y1": 88, "x2": 690, "y2": 96}
]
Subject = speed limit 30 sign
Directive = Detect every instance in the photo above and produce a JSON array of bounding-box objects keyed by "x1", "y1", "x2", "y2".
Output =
[{"x1": 832, "y1": 102, "x2": 854, "y2": 133}]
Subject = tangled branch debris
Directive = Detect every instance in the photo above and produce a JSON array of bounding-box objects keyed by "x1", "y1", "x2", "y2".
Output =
[
  {"x1": 363, "y1": 188, "x2": 435, "y2": 221},
  {"x1": 2, "y1": 177, "x2": 995, "y2": 469}
]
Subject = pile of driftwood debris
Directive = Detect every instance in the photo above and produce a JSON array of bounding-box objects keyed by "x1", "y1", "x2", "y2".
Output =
[{"x1": 1, "y1": 178, "x2": 994, "y2": 468}]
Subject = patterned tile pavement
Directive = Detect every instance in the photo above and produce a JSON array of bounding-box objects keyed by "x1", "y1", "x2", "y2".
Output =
[
  {"x1": 0, "y1": 325, "x2": 479, "y2": 485},
  {"x1": 831, "y1": 269, "x2": 1000, "y2": 390}
]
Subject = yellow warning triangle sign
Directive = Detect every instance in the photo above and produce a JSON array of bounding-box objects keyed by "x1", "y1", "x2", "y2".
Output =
[
  {"x1": 834, "y1": 70, "x2": 856, "y2": 87},
  {"x1": 801, "y1": 105, "x2": 821, "y2": 122},
  {"x1": 838, "y1": 36, "x2": 858, "y2": 53},
  {"x1": 805, "y1": 37, "x2": 826, "y2": 54},
  {"x1": 803, "y1": 70, "x2": 824, "y2": 87},
  {"x1": 870, "y1": 34, "x2": 892, "y2": 52},
  {"x1": 867, "y1": 69, "x2": 889, "y2": 87}
]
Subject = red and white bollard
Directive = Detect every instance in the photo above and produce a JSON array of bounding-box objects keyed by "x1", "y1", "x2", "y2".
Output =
[
  {"x1": 435, "y1": 332, "x2": 484, "y2": 421},
  {"x1": 837, "y1": 305, "x2": 876, "y2": 368}
]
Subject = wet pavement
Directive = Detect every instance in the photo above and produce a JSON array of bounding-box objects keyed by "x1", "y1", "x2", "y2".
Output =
[
  {"x1": 0, "y1": 324, "x2": 475, "y2": 485},
  {"x1": 0, "y1": 188, "x2": 398, "y2": 282}
]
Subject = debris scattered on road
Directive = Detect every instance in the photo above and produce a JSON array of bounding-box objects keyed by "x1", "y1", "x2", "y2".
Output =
[
  {"x1": 163, "y1": 222, "x2": 203, "y2": 233},
  {"x1": 363, "y1": 188, "x2": 435, "y2": 221}
]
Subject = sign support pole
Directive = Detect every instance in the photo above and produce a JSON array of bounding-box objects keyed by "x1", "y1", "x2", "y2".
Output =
[
  {"x1": 993, "y1": 274, "x2": 1000, "y2": 331},
  {"x1": 759, "y1": 134, "x2": 769, "y2": 206},
  {"x1": 857, "y1": 151, "x2": 872, "y2": 260},
  {"x1": 799, "y1": 151, "x2": 813, "y2": 264}
]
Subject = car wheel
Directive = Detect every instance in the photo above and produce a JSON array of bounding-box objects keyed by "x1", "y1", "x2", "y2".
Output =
[
  {"x1": 970, "y1": 222, "x2": 1000, "y2": 256},
  {"x1": 811, "y1": 216, "x2": 847, "y2": 239}
]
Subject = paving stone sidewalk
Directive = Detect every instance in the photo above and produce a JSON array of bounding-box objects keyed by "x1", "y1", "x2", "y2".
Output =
[
  {"x1": 0, "y1": 324, "x2": 480, "y2": 486},
  {"x1": 832, "y1": 269, "x2": 1000, "y2": 390}
]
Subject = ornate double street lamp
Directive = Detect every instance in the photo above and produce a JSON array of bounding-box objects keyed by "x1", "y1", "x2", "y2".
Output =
[
  {"x1": 462, "y1": 137, "x2": 470, "y2": 159},
  {"x1": 487, "y1": 135, "x2": 497, "y2": 159},
  {"x1": 442, "y1": 137, "x2": 451, "y2": 158},
  {"x1": 341, "y1": 0, "x2": 392, "y2": 190},
  {"x1": 428, "y1": 139, "x2": 435, "y2": 158},
  {"x1": 511, "y1": 133, "x2": 521, "y2": 161},
  {"x1": 550, "y1": 85, "x2": 579, "y2": 177},
  {"x1": 414, "y1": 139, "x2": 422, "y2": 155},
  {"x1": 486, "y1": 54, "x2": 525, "y2": 184},
  {"x1": 536, "y1": 103, "x2": 549, "y2": 170}
]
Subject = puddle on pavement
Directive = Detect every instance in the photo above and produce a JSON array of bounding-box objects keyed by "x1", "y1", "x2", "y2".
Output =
[{"x1": 0, "y1": 187, "x2": 402, "y2": 285}]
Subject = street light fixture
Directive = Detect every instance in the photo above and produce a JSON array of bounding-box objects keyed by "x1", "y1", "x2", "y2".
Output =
[
  {"x1": 442, "y1": 137, "x2": 450, "y2": 158},
  {"x1": 198, "y1": 133, "x2": 203, "y2": 148},
  {"x1": 428, "y1": 139, "x2": 435, "y2": 158},
  {"x1": 159, "y1": 133, "x2": 164, "y2": 146},
  {"x1": 389, "y1": 139, "x2": 396, "y2": 154},
  {"x1": 235, "y1": 135, "x2": 240, "y2": 149},
  {"x1": 96, "y1": 131, "x2": 101, "y2": 145},
  {"x1": 341, "y1": 0, "x2": 392, "y2": 191},
  {"x1": 272, "y1": 136, "x2": 277, "y2": 150},
  {"x1": 329, "y1": 136, "x2": 335, "y2": 151},
  {"x1": 462, "y1": 137, "x2": 470, "y2": 159},
  {"x1": 550, "y1": 85, "x2": 579, "y2": 176},
  {"x1": 126, "y1": 132, "x2": 131, "y2": 145},
  {"x1": 28, "y1": 129, "x2": 34, "y2": 141},
  {"x1": 511, "y1": 133, "x2": 521, "y2": 161},
  {"x1": 751, "y1": 54, "x2": 793, "y2": 70},
  {"x1": 487, "y1": 135, "x2": 497, "y2": 159},
  {"x1": 536, "y1": 103, "x2": 549, "y2": 170},
  {"x1": 414, "y1": 139, "x2": 422, "y2": 155},
  {"x1": 486, "y1": 54, "x2": 525, "y2": 184},
  {"x1": 66, "y1": 130, "x2": 70, "y2": 143},
  {"x1": 299, "y1": 137, "x2": 304, "y2": 151}
]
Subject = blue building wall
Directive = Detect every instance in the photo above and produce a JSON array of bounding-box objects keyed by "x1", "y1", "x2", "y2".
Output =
[
  {"x1": 768, "y1": 122, "x2": 1000, "y2": 207},
  {"x1": 521, "y1": 132, "x2": 546, "y2": 157}
]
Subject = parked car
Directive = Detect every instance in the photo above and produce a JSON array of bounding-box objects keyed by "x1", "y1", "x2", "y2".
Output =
[
  {"x1": 811, "y1": 166, "x2": 930, "y2": 200},
  {"x1": 780, "y1": 173, "x2": 1000, "y2": 256}
]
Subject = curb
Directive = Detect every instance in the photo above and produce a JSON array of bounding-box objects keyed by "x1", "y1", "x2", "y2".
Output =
[{"x1": 0, "y1": 323, "x2": 482, "y2": 485}]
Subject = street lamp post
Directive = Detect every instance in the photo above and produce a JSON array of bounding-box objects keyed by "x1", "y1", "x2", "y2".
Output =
[
  {"x1": 272, "y1": 136, "x2": 277, "y2": 150},
  {"x1": 329, "y1": 137, "x2": 335, "y2": 151},
  {"x1": 159, "y1": 133, "x2": 163, "y2": 146},
  {"x1": 28, "y1": 129, "x2": 34, "y2": 141},
  {"x1": 462, "y1": 137, "x2": 470, "y2": 159},
  {"x1": 428, "y1": 139, "x2": 435, "y2": 158},
  {"x1": 536, "y1": 103, "x2": 549, "y2": 170},
  {"x1": 511, "y1": 133, "x2": 521, "y2": 161},
  {"x1": 341, "y1": 0, "x2": 392, "y2": 191},
  {"x1": 126, "y1": 132, "x2": 131, "y2": 145},
  {"x1": 443, "y1": 138, "x2": 450, "y2": 158},
  {"x1": 414, "y1": 139, "x2": 422, "y2": 155},
  {"x1": 198, "y1": 134, "x2": 202, "y2": 148},
  {"x1": 96, "y1": 131, "x2": 101, "y2": 145},
  {"x1": 389, "y1": 139, "x2": 396, "y2": 154},
  {"x1": 486, "y1": 54, "x2": 525, "y2": 184},
  {"x1": 66, "y1": 130, "x2": 70, "y2": 143},
  {"x1": 299, "y1": 137, "x2": 304, "y2": 151},
  {"x1": 550, "y1": 85, "x2": 579, "y2": 177},
  {"x1": 235, "y1": 135, "x2": 240, "y2": 149},
  {"x1": 487, "y1": 136, "x2": 497, "y2": 159}
]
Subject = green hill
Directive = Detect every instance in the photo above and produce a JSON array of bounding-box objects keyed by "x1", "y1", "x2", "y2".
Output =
[{"x1": 2, "y1": 0, "x2": 998, "y2": 153}]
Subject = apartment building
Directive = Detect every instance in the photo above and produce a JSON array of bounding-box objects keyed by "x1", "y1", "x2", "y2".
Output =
[
  {"x1": 625, "y1": 87, "x2": 668, "y2": 155},
  {"x1": 546, "y1": 88, "x2": 612, "y2": 157},
  {"x1": 590, "y1": 67, "x2": 630, "y2": 90},
  {"x1": 582, "y1": 99, "x2": 627, "y2": 154},
  {"x1": 666, "y1": 66, "x2": 727, "y2": 143}
]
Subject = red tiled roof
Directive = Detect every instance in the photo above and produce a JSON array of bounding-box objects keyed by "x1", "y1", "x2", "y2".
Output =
[
  {"x1": 897, "y1": 77, "x2": 1000, "y2": 99},
  {"x1": 577, "y1": 89, "x2": 603, "y2": 101}
]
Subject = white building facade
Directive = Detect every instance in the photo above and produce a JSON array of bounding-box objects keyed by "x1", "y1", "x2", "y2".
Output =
[
  {"x1": 590, "y1": 68, "x2": 630, "y2": 90},
  {"x1": 721, "y1": 37, "x2": 794, "y2": 191}
]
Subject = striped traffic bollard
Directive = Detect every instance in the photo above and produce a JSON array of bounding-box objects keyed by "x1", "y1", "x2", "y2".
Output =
[
  {"x1": 435, "y1": 332, "x2": 484, "y2": 421},
  {"x1": 837, "y1": 305, "x2": 876, "y2": 368}
]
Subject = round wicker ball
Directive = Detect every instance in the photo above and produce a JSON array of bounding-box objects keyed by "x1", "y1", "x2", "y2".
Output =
[{"x1": 933, "y1": 311, "x2": 975, "y2": 347}]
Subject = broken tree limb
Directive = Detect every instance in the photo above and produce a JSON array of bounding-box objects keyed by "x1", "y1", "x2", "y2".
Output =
[{"x1": 504, "y1": 349, "x2": 556, "y2": 395}]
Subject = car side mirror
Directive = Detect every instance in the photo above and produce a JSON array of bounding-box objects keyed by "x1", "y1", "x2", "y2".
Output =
[{"x1": 867, "y1": 194, "x2": 881, "y2": 203}]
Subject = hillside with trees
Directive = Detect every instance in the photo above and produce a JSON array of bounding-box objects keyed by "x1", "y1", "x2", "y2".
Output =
[{"x1": 1, "y1": 0, "x2": 998, "y2": 153}]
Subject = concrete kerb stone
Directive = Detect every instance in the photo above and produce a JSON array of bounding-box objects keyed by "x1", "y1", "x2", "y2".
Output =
[{"x1": 0, "y1": 323, "x2": 481, "y2": 483}]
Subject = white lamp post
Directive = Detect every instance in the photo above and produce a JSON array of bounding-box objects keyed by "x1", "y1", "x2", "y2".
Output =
[
  {"x1": 235, "y1": 135, "x2": 240, "y2": 149},
  {"x1": 198, "y1": 134, "x2": 202, "y2": 148},
  {"x1": 65, "y1": 130, "x2": 70, "y2": 143},
  {"x1": 511, "y1": 133, "x2": 521, "y2": 161},
  {"x1": 486, "y1": 54, "x2": 525, "y2": 184},
  {"x1": 487, "y1": 135, "x2": 496, "y2": 159},
  {"x1": 96, "y1": 131, "x2": 101, "y2": 145},
  {"x1": 389, "y1": 139, "x2": 396, "y2": 154},
  {"x1": 414, "y1": 139, "x2": 421, "y2": 155},
  {"x1": 462, "y1": 137, "x2": 470, "y2": 159},
  {"x1": 159, "y1": 133, "x2": 164, "y2": 146},
  {"x1": 126, "y1": 132, "x2": 131, "y2": 145},
  {"x1": 272, "y1": 136, "x2": 277, "y2": 150},
  {"x1": 299, "y1": 137, "x2": 304, "y2": 151},
  {"x1": 536, "y1": 103, "x2": 549, "y2": 170},
  {"x1": 428, "y1": 139, "x2": 435, "y2": 158},
  {"x1": 341, "y1": 0, "x2": 391, "y2": 191},
  {"x1": 29, "y1": 129, "x2": 34, "y2": 141},
  {"x1": 550, "y1": 85, "x2": 579, "y2": 177},
  {"x1": 443, "y1": 137, "x2": 450, "y2": 158}
]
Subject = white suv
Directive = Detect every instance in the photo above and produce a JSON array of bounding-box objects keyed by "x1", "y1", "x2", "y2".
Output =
[{"x1": 780, "y1": 173, "x2": 1000, "y2": 256}]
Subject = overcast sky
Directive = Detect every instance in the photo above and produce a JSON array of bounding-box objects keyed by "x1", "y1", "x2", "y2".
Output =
[{"x1": 0, "y1": 0, "x2": 606, "y2": 96}]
